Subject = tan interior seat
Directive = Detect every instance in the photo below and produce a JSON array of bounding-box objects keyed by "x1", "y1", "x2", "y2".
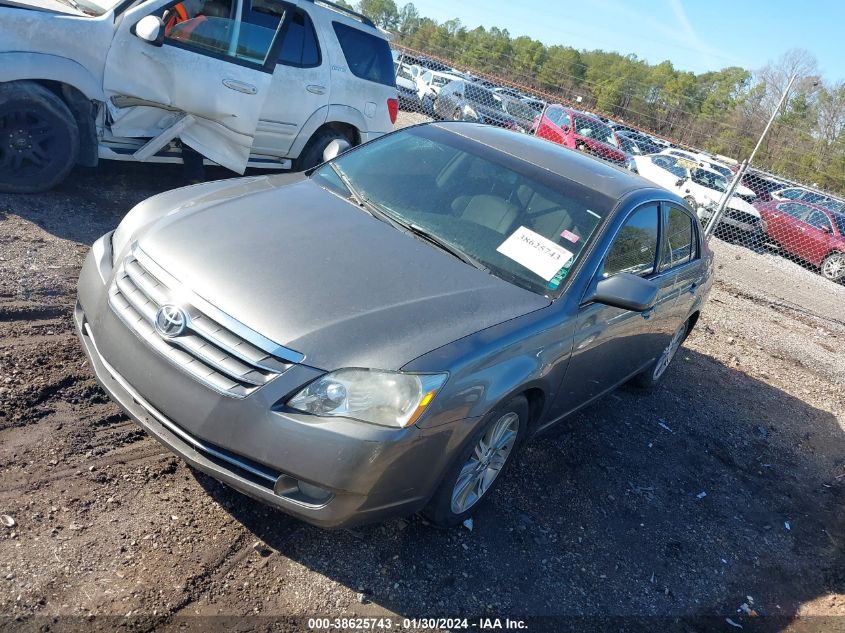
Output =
[{"x1": 451, "y1": 194, "x2": 518, "y2": 233}]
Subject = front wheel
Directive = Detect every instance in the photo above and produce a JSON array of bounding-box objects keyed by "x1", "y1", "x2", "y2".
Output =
[
  {"x1": 821, "y1": 252, "x2": 845, "y2": 282},
  {"x1": 0, "y1": 81, "x2": 80, "y2": 193},
  {"x1": 423, "y1": 395, "x2": 528, "y2": 527},
  {"x1": 629, "y1": 320, "x2": 689, "y2": 389}
]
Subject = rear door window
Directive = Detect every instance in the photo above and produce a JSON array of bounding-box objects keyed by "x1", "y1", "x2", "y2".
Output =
[
  {"x1": 332, "y1": 22, "x2": 394, "y2": 86},
  {"x1": 275, "y1": 8, "x2": 320, "y2": 66},
  {"x1": 604, "y1": 204, "x2": 659, "y2": 277},
  {"x1": 660, "y1": 205, "x2": 695, "y2": 269}
]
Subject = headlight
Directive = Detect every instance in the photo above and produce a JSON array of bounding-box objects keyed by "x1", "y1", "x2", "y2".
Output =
[{"x1": 287, "y1": 369, "x2": 448, "y2": 428}]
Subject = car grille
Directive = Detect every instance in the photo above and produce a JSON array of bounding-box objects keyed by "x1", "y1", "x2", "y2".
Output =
[{"x1": 108, "y1": 247, "x2": 298, "y2": 398}]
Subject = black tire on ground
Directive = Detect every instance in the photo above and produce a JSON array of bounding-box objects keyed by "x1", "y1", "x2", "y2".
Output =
[
  {"x1": 628, "y1": 319, "x2": 690, "y2": 390},
  {"x1": 295, "y1": 128, "x2": 351, "y2": 171},
  {"x1": 423, "y1": 395, "x2": 529, "y2": 528},
  {"x1": 0, "y1": 81, "x2": 80, "y2": 194}
]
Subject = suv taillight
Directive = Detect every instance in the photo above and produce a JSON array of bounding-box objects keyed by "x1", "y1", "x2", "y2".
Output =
[{"x1": 387, "y1": 98, "x2": 398, "y2": 124}]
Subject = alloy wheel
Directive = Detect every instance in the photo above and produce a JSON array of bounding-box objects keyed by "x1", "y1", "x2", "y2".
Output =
[
  {"x1": 822, "y1": 253, "x2": 845, "y2": 281},
  {"x1": 0, "y1": 109, "x2": 57, "y2": 174},
  {"x1": 652, "y1": 322, "x2": 687, "y2": 381},
  {"x1": 450, "y1": 412, "x2": 520, "y2": 514}
]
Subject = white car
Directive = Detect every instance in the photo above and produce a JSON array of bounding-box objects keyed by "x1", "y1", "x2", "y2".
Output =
[
  {"x1": 634, "y1": 154, "x2": 762, "y2": 234},
  {"x1": 659, "y1": 150, "x2": 757, "y2": 202},
  {"x1": 0, "y1": 0, "x2": 398, "y2": 192},
  {"x1": 412, "y1": 69, "x2": 462, "y2": 115}
]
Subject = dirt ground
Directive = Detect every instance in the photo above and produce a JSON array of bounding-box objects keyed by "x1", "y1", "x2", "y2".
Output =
[{"x1": 0, "y1": 145, "x2": 843, "y2": 633}]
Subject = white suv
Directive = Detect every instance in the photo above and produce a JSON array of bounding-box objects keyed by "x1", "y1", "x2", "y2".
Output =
[{"x1": 0, "y1": 0, "x2": 398, "y2": 192}]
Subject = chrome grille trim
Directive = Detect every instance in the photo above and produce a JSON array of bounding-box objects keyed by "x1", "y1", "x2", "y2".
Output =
[{"x1": 108, "y1": 246, "x2": 300, "y2": 398}]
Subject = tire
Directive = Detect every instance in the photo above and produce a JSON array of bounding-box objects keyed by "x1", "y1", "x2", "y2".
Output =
[
  {"x1": 820, "y1": 252, "x2": 845, "y2": 282},
  {"x1": 423, "y1": 395, "x2": 529, "y2": 527},
  {"x1": 629, "y1": 319, "x2": 689, "y2": 389},
  {"x1": 0, "y1": 81, "x2": 79, "y2": 194},
  {"x1": 295, "y1": 128, "x2": 351, "y2": 171}
]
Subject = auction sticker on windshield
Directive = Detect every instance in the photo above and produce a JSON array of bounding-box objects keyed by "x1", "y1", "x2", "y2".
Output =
[{"x1": 497, "y1": 226, "x2": 574, "y2": 281}]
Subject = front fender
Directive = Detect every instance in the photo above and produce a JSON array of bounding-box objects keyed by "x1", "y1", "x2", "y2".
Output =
[{"x1": 0, "y1": 52, "x2": 104, "y2": 100}]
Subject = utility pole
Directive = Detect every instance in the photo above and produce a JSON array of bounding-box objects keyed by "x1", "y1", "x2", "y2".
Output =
[{"x1": 704, "y1": 73, "x2": 798, "y2": 238}]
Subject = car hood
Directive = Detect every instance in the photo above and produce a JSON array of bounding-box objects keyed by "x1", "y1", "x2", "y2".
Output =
[
  {"x1": 699, "y1": 190, "x2": 759, "y2": 216},
  {"x1": 134, "y1": 175, "x2": 549, "y2": 371}
]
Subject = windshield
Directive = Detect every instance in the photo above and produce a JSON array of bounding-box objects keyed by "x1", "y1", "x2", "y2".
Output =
[
  {"x1": 818, "y1": 199, "x2": 845, "y2": 213},
  {"x1": 708, "y1": 163, "x2": 732, "y2": 179},
  {"x1": 573, "y1": 116, "x2": 616, "y2": 146},
  {"x1": 691, "y1": 168, "x2": 727, "y2": 192},
  {"x1": 501, "y1": 99, "x2": 538, "y2": 121},
  {"x1": 311, "y1": 126, "x2": 612, "y2": 295}
]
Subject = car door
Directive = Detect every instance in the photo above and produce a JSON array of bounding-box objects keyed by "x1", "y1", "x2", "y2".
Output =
[
  {"x1": 796, "y1": 209, "x2": 837, "y2": 265},
  {"x1": 773, "y1": 203, "x2": 813, "y2": 259},
  {"x1": 103, "y1": 0, "x2": 284, "y2": 173},
  {"x1": 553, "y1": 203, "x2": 677, "y2": 415},
  {"x1": 658, "y1": 203, "x2": 705, "y2": 322},
  {"x1": 764, "y1": 202, "x2": 800, "y2": 248},
  {"x1": 248, "y1": 2, "x2": 329, "y2": 158}
]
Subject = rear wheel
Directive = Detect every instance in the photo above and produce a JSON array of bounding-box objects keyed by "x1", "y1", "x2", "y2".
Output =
[
  {"x1": 821, "y1": 252, "x2": 845, "y2": 282},
  {"x1": 629, "y1": 320, "x2": 688, "y2": 389},
  {"x1": 0, "y1": 81, "x2": 79, "y2": 193},
  {"x1": 295, "y1": 128, "x2": 351, "y2": 171},
  {"x1": 423, "y1": 395, "x2": 528, "y2": 527}
]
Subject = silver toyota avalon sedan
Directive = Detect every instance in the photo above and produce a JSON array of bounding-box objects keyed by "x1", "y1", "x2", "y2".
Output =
[{"x1": 75, "y1": 123, "x2": 713, "y2": 528}]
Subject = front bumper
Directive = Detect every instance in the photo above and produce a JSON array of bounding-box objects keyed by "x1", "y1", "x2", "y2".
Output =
[{"x1": 75, "y1": 236, "x2": 475, "y2": 528}]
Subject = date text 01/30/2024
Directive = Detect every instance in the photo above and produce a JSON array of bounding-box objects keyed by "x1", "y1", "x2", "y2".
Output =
[{"x1": 306, "y1": 617, "x2": 529, "y2": 630}]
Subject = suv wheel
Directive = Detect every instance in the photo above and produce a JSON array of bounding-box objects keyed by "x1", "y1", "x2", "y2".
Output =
[
  {"x1": 296, "y1": 128, "x2": 351, "y2": 171},
  {"x1": 0, "y1": 81, "x2": 79, "y2": 193},
  {"x1": 423, "y1": 395, "x2": 528, "y2": 527}
]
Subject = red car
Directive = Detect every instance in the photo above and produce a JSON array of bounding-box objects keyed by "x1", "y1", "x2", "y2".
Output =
[
  {"x1": 533, "y1": 106, "x2": 631, "y2": 167},
  {"x1": 755, "y1": 200, "x2": 845, "y2": 281}
]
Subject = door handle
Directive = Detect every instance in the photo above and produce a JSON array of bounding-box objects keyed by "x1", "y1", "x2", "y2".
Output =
[
  {"x1": 222, "y1": 79, "x2": 257, "y2": 95},
  {"x1": 307, "y1": 84, "x2": 327, "y2": 95}
]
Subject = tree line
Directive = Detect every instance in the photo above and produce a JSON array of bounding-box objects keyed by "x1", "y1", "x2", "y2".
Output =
[{"x1": 345, "y1": 0, "x2": 845, "y2": 196}]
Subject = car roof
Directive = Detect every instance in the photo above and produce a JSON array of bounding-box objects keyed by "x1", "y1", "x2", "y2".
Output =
[{"x1": 431, "y1": 122, "x2": 669, "y2": 200}]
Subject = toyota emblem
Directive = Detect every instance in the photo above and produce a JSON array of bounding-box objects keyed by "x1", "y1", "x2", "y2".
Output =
[{"x1": 154, "y1": 304, "x2": 187, "y2": 338}]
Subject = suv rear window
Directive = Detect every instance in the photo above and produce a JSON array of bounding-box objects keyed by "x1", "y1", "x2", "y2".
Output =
[{"x1": 332, "y1": 22, "x2": 394, "y2": 86}]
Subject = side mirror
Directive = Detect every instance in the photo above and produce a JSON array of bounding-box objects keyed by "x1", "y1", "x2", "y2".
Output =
[
  {"x1": 135, "y1": 15, "x2": 165, "y2": 45},
  {"x1": 587, "y1": 272, "x2": 658, "y2": 312},
  {"x1": 322, "y1": 138, "x2": 351, "y2": 163},
  {"x1": 675, "y1": 177, "x2": 686, "y2": 187},
  {"x1": 820, "y1": 224, "x2": 833, "y2": 234},
  {"x1": 409, "y1": 65, "x2": 420, "y2": 79}
]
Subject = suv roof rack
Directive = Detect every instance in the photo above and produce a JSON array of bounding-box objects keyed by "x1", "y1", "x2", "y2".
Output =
[{"x1": 304, "y1": 0, "x2": 376, "y2": 28}]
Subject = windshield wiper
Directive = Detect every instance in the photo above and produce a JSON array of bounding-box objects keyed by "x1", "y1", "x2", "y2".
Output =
[
  {"x1": 405, "y1": 223, "x2": 489, "y2": 272},
  {"x1": 327, "y1": 163, "x2": 487, "y2": 272},
  {"x1": 329, "y1": 162, "x2": 368, "y2": 209}
]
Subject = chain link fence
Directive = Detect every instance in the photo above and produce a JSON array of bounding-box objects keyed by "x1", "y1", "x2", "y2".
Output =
[{"x1": 388, "y1": 40, "x2": 845, "y2": 315}]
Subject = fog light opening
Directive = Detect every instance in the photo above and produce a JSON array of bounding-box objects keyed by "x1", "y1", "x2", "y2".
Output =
[{"x1": 297, "y1": 480, "x2": 332, "y2": 503}]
